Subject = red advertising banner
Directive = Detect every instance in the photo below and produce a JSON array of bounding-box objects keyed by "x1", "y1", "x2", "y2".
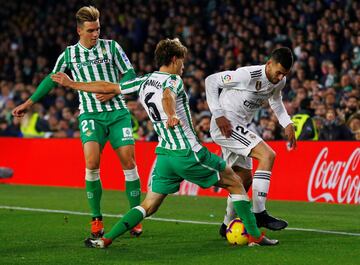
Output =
[{"x1": 0, "y1": 138, "x2": 359, "y2": 204}]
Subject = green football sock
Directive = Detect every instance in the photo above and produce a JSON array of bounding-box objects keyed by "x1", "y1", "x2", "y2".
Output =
[
  {"x1": 233, "y1": 200, "x2": 261, "y2": 238},
  {"x1": 125, "y1": 179, "x2": 141, "y2": 208},
  {"x1": 104, "y1": 207, "x2": 144, "y2": 240},
  {"x1": 85, "y1": 179, "x2": 102, "y2": 218}
]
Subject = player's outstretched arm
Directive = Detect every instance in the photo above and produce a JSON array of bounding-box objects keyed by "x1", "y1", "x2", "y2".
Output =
[
  {"x1": 162, "y1": 88, "x2": 180, "y2": 129},
  {"x1": 12, "y1": 99, "x2": 34, "y2": 117},
  {"x1": 51, "y1": 72, "x2": 121, "y2": 94}
]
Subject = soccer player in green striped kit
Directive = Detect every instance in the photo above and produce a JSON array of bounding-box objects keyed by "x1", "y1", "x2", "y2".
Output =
[
  {"x1": 52, "y1": 38, "x2": 278, "y2": 248},
  {"x1": 12, "y1": 6, "x2": 142, "y2": 237}
]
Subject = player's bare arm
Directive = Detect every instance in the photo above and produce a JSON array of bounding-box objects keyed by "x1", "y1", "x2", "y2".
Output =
[
  {"x1": 284, "y1": 123, "x2": 297, "y2": 149},
  {"x1": 12, "y1": 99, "x2": 34, "y2": 117},
  {"x1": 51, "y1": 72, "x2": 121, "y2": 94},
  {"x1": 162, "y1": 88, "x2": 180, "y2": 129},
  {"x1": 95, "y1": 93, "x2": 116, "y2": 102}
]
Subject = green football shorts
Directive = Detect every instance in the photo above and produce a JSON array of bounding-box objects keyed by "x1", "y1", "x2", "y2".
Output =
[
  {"x1": 150, "y1": 147, "x2": 227, "y2": 194},
  {"x1": 78, "y1": 109, "x2": 134, "y2": 149}
]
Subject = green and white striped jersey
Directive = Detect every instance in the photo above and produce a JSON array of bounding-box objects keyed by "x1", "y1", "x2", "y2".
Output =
[
  {"x1": 121, "y1": 71, "x2": 202, "y2": 156},
  {"x1": 52, "y1": 39, "x2": 133, "y2": 115}
]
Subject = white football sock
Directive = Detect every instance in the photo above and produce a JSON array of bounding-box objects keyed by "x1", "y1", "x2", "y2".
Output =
[{"x1": 252, "y1": 170, "x2": 271, "y2": 213}]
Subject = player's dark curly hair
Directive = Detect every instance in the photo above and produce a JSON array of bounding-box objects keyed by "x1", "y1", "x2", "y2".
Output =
[
  {"x1": 155, "y1": 38, "x2": 187, "y2": 67},
  {"x1": 271, "y1": 47, "x2": 293, "y2": 70}
]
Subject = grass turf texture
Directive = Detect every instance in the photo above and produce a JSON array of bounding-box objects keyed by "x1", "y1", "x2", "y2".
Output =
[{"x1": 0, "y1": 184, "x2": 359, "y2": 265}]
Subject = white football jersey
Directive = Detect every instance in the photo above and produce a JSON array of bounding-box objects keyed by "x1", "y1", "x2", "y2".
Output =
[
  {"x1": 121, "y1": 71, "x2": 202, "y2": 156},
  {"x1": 205, "y1": 65, "x2": 292, "y2": 128}
]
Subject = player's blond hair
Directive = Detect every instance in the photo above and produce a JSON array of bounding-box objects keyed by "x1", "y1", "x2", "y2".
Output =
[
  {"x1": 155, "y1": 38, "x2": 187, "y2": 67},
  {"x1": 76, "y1": 6, "x2": 100, "y2": 27}
]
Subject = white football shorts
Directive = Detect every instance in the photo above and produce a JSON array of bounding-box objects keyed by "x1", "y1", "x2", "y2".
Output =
[{"x1": 210, "y1": 118, "x2": 263, "y2": 169}]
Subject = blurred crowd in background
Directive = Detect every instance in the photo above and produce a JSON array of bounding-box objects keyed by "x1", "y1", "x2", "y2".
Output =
[{"x1": 0, "y1": 0, "x2": 359, "y2": 141}]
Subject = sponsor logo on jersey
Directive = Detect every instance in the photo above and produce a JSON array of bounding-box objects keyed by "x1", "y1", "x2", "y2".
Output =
[
  {"x1": 76, "y1": 58, "x2": 111, "y2": 69},
  {"x1": 243, "y1": 98, "x2": 264, "y2": 109},
  {"x1": 255, "y1": 81, "x2": 262, "y2": 90},
  {"x1": 221, "y1": 74, "x2": 232, "y2": 84}
]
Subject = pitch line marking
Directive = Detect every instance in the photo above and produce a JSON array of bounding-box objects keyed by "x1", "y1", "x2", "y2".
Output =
[{"x1": 1, "y1": 205, "x2": 360, "y2": 237}]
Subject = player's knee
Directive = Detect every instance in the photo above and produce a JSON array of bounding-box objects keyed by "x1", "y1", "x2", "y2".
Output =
[
  {"x1": 86, "y1": 160, "x2": 100, "y2": 170},
  {"x1": 122, "y1": 160, "x2": 136, "y2": 170},
  {"x1": 268, "y1": 149, "x2": 276, "y2": 162},
  {"x1": 261, "y1": 148, "x2": 276, "y2": 164}
]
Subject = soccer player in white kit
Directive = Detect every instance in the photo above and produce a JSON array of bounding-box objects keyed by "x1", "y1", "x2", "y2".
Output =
[{"x1": 205, "y1": 47, "x2": 296, "y2": 236}]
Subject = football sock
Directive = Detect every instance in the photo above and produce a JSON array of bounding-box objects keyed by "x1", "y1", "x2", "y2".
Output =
[
  {"x1": 85, "y1": 168, "x2": 102, "y2": 218},
  {"x1": 223, "y1": 195, "x2": 236, "y2": 226},
  {"x1": 124, "y1": 167, "x2": 141, "y2": 208},
  {"x1": 104, "y1": 206, "x2": 146, "y2": 240},
  {"x1": 231, "y1": 194, "x2": 261, "y2": 238},
  {"x1": 252, "y1": 170, "x2": 271, "y2": 213}
]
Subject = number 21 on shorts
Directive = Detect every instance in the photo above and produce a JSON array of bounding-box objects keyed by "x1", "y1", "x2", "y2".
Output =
[{"x1": 81, "y1": 120, "x2": 95, "y2": 132}]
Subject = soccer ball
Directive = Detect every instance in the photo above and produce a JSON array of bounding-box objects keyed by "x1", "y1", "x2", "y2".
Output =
[{"x1": 226, "y1": 218, "x2": 249, "y2": 246}]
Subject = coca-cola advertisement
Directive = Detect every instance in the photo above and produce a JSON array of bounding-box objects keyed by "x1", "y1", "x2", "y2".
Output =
[
  {"x1": 1, "y1": 138, "x2": 359, "y2": 204},
  {"x1": 307, "y1": 147, "x2": 360, "y2": 204}
]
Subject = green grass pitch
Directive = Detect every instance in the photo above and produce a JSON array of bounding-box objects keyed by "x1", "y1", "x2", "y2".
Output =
[{"x1": 0, "y1": 184, "x2": 359, "y2": 265}]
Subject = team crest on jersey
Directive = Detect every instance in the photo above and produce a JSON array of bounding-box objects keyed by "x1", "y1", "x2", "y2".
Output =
[
  {"x1": 255, "y1": 81, "x2": 262, "y2": 90},
  {"x1": 102, "y1": 48, "x2": 107, "y2": 55},
  {"x1": 221, "y1": 74, "x2": 232, "y2": 84}
]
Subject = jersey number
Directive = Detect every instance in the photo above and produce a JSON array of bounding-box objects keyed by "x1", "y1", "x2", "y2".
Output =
[
  {"x1": 144, "y1": 92, "x2": 161, "y2": 121},
  {"x1": 81, "y1": 120, "x2": 95, "y2": 132},
  {"x1": 235, "y1": 125, "x2": 249, "y2": 135}
]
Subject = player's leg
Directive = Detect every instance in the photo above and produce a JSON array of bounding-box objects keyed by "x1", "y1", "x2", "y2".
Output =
[
  {"x1": 85, "y1": 191, "x2": 167, "y2": 248},
  {"x1": 83, "y1": 142, "x2": 102, "y2": 219},
  {"x1": 180, "y1": 148, "x2": 276, "y2": 245},
  {"x1": 109, "y1": 112, "x2": 142, "y2": 235},
  {"x1": 220, "y1": 165, "x2": 252, "y2": 237},
  {"x1": 217, "y1": 166, "x2": 278, "y2": 246},
  {"x1": 85, "y1": 151, "x2": 175, "y2": 248},
  {"x1": 115, "y1": 145, "x2": 141, "y2": 210},
  {"x1": 249, "y1": 141, "x2": 288, "y2": 230},
  {"x1": 80, "y1": 115, "x2": 107, "y2": 238}
]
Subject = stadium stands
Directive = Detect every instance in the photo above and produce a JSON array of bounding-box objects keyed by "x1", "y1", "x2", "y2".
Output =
[{"x1": 0, "y1": 0, "x2": 359, "y2": 140}]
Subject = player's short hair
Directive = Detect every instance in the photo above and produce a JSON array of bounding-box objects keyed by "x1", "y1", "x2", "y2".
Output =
[
  {"x1": 155, "y1": 38, "x2": 187, "y2": 67},
  {"x1": 270, "y1": 47, "x2": 293, "y2": 70},
  {"x1": 76, "y1": 6, "x2": 100, "y2": 27}
]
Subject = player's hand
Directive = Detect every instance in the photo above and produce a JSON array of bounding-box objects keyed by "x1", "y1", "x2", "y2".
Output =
[
  {"x1": 216, "y1": 116, "x2": 232, "y2": 138},
  {"x1": 51, "y1": 72, "x2": 73, "y2": 87},
  {"x1": 166, "y1": 115, "x2": 181, "y2": 129},
  {"x1": 12, "y1": 102, "x2": 31, "y2": 117},
  {"x1": 285, "y1": 123, "x2": 297, "y2": 150},
  {"x1": 96, "y1": 93, "x2": 116, "y2": 102}
]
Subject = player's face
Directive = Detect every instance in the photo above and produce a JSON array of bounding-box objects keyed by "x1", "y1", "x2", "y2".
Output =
[
  {"x1": 175, "y1": 58, "x2": 184, "y2": 76},
  {"x1": 266, "y1": 61, "x2": 290, "y2": 84},
  {"x1": 77, "y1": 20, "x2": 100, "y2": 48}
]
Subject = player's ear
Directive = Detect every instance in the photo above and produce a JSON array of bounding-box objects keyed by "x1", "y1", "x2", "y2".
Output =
[{"x1": 77, "y1": 26, "x2": 82, "y2": 36}]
